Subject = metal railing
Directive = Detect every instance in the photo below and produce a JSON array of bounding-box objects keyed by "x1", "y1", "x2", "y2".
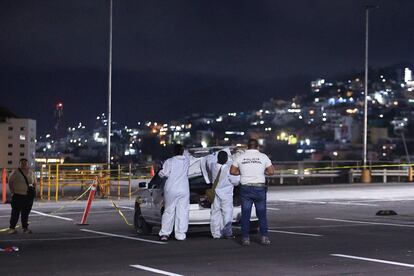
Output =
[
  {"x1": 267, "y1": 160, "x2": 413, "y2": 185},
  {"x1": 2, "y1": 160, "x2": 413, "y2": 203},
  {"x1": 37, "y1": 163, "x2": 153, "y2": 201}
]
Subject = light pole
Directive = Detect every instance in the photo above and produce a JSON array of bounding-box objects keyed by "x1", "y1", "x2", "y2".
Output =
[
  {"x1": 107, "y1": 0, "x2": 113, "y2": 168},
  {"x1": 362, "y1": 5, "x2": 377, "y2": 183}
]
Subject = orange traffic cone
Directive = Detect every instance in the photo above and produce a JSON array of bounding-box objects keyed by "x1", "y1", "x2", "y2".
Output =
[
  {"x1": 77, "y1": 178, "x2": 97, "y2": 225},
  {"x1": 2, "y1": 168, "x2": 6, "y2": 204}
]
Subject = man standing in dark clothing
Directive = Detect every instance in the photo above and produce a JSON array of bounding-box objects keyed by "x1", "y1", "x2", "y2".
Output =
[
  {"x1": 8, "y1": 158, "x2": 36, "y2": 234},
  {"x1": 230, "y1": 139, "x2": 274, "y2": 246}
]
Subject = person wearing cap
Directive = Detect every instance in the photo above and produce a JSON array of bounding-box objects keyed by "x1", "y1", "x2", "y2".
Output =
[
  {"x1": 210, "y1": 150, "x2": 240, "y2": 239},
  {"x1": 8, "y1": 158, "x2": 37, "y2": 234},
  {"x1": 158, "y1": 144, "x2": 190, "y2": 241},
  {"x1": 230, "y1": 139, "x2": 274, "y2": 246}
]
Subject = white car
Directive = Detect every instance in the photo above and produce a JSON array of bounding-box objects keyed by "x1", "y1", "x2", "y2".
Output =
[{"x1": 134, "y1": 154, "x2": 259, "y2": 235}]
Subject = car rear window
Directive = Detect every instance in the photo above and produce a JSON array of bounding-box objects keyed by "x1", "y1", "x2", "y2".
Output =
[{"x1": 148, "y1": 173, "x2": 209, "y2": 193}]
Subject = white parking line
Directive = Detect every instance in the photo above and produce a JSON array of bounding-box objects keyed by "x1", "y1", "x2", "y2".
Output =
[
  {"x1": 130, "y1": 264, "x2": 183, "y2": 276},
  {"x1": 353, "y1": 198, "x2": 414, "y2": 203},
  {"x1": 331, "y1": 254, "x2": 414, "y2": 268},
  {"x1": 278, "y1": 199, "x2": 378, "y2": 207},
  {"x1": 316, "y1": 217, "x2": 414, "y2": 228},
  {"x1": 268, "y1": 229, "x2": 322, "y2": 237},
  {"x1": 1, "y1": 236, "x2": 109, "y2": 242},
  {"x1": 267, "y1": 207, "x2": 280, "y2": 211},
  {"x1": 274, "y1": 224, "x2": 370, "y2": 229},
  {"x1": 0, "y1": 210, "x2": 131, "y2": 218},
  {"x1": 116, "y1": 205, "x2": 134, "y2": 210},
  {"x1": 328, "y1": 202, "x2": 379, "y2": 207},
  {"x1": 31, "y1": 210, "x2": 73, "y2": 221},
  {"x1": 80, "y1": 229, "x2": 167, "y2": 245}
]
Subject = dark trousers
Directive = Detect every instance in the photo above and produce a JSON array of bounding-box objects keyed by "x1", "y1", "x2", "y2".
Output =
[
  {"x1": 10, "y1": 194, "x2": 34, "y2": 229},
  {"x1": 240, "y1": 185, "x2": 268, "y2": 238}
]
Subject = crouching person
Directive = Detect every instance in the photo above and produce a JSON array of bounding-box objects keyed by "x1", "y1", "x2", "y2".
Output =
[
  {"x1": 210, "y1": 151, "x2": 240, "y2": 239},
  {"x1": 158, "y1": 144, "x2": 190, "y2": 241}
]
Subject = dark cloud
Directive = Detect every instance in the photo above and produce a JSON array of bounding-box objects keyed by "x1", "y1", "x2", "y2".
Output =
[{"x1": 0, "y1": 0, "x2": 413, "y2": 132}]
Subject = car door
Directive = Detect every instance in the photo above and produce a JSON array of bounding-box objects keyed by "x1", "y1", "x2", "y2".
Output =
[{"x1": 141, "y1": 173, "x2": 165, "y2": 224}]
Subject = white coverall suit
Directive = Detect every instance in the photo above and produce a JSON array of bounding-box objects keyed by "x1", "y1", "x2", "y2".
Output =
[
  {"x1": 158, "y1": 154, "x2": 190, "y2": 240},
  {"x1": 201, "y1": 148, "x2": 232, "y2": 184},
  {"x1": 210, "y1": 163, "x2": 240, "y2": 238}
]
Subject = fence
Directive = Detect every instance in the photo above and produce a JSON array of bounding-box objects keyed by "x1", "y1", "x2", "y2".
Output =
[
  {"x1": 2, "y1": 160, "x2": 413, "y2": 203},
  {"x1": 267, "y1": 160, "x2": 413, "y2": 185},
  {"x1": 37, "y1": 163, "x2": 154, "y2": 201}
]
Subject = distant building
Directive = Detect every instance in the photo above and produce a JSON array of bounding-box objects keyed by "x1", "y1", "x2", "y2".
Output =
[
  {"x1": 311, "y1": 78, "x2": 326, "y2": 93},
  {"x1": 405, "y1": 68, "x2": 412, "y2": 83},
  {"x1": 370, "y1": 127, "x2": 388, "y2": 145},
  {"x1": 0, "y1": 118, "x2": 36, "y2": 168},
  {"x1": 196, "y1": 130, "x2": 214, "y2": 148}
]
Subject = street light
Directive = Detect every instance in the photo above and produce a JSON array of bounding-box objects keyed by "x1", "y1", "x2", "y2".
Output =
[
  {"x1": 362, "y1": 5, "x2": 378, "y2": 183},
  {"x1": 107, "y1": 0, "x2": 113, "y2": 167}
]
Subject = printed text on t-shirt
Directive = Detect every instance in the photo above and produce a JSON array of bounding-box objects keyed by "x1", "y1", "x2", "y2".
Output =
[{"x1": 241, "y1": 158, "x2": 262, "y2": 165}]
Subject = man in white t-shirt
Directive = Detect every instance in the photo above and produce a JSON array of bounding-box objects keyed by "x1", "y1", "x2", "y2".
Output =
[{"x1": 230, "y1": 139, "x2": 274, "y2": 246}]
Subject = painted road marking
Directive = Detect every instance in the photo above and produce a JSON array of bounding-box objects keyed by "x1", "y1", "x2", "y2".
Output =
[
  {"x1": 331, "y1": 254, "x2": 414, "y2": 268},
  {"x1": 31, "y1": 210, "x2": 73, "y2": 221},
  {"x1": 278, "y1": 199, "x2": 378, "y2": 207},
  {"x1": 268, "y1": 229, "x2": 322, "y2": 237},
  {"x1": 351, "y1": 198, "x2": 414, "y2": 203},
  {"x1": 0, "y1": 210, "x2": 131, "y2": 218},
  {"x1": 316, "y1": 218, "x2": 414, "y2": 228},
  {"x1": 116, "y1": 205, "x2": 134, "y2": 210},
  {"x1": 327, "y1": 201, "x2": 378, "y2": 207},
  {"x1": 130, "y1": 264, "x2": 183, "y2": 276},
  {"x1": 80, "y1": 229, "x2": 167, "y2": 245},
  {"x1": 1, "y1": 236, "x2": 109, "y2": 242},
  {"x1": 267, "y1": 207, "x2": 280, "y2": 211},
  {"x1": 273, "y1": 224, "x2": 371, "y2": 229}
]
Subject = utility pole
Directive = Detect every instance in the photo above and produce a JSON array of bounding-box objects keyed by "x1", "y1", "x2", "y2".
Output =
[
  {"x1": 107, "y1": 0, "x2": 113, "y2": 168},
  {"x1": 362, "y1": 5, "x2": 377, "y2": 183}
]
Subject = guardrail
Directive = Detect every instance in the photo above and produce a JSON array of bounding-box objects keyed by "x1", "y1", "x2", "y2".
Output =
[
  {"x1": 349, "y1": 169, "x2": 410, "y2": 183},
  {"x1": 266, "y1": 160, "x2": 413, "y2": 185},
  {"x1": 267, "y1": 168, "x2": 412, "y2": 185}
]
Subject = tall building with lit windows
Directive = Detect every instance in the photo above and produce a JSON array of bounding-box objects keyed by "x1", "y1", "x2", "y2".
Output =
[{"x1": 0, "y1": 118, "x2": 36, "y2": 168}]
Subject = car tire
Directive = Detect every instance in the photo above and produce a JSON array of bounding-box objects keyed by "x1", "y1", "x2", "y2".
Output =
[{"x1": 134, "y1": 203, "x2": 153, "y2": 235}]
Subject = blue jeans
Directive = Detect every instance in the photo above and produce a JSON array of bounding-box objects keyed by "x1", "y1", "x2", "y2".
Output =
[{"x1": 240, "y1": 185, "x2": 268, "y2": 239}]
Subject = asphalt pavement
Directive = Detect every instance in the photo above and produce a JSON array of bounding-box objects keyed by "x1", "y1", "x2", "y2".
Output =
[{"x1": 2, "y1": 182, "x2": 414, "y2": 275}]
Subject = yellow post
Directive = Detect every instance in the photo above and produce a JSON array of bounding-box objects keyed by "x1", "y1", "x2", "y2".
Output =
[
  {"x1": 118, "y1": 164, "x2": 121, "y2": 199},
  {"x1": 48, "y1": 164, "x2": 51, "y2": 201},
  {"x1": 128, "y1": 163, "x2": 132, "y2": 200},
  {"x1": 40, "y1": 166, "x2": 44, "y2": 200},
  {"x1": 107, "y1": 165, "x2": 111, "y2": 197},
  {"x1": 55, "y1": 164, "x2": 59, "y2": 202},
  {"x1": 361, "y1": 168, "x2": 371, "y2": 183},
  {"x1": 408, "y1": 166, "x2": 413, "y2": 182}
]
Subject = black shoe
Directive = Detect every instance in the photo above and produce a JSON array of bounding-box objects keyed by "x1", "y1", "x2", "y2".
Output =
[
  {"x1": 160, "y1": 235, "x2": 169, "y2": 241},
  {"x1": 22, "y1": 228, "x2": 33, "y2": 234}
]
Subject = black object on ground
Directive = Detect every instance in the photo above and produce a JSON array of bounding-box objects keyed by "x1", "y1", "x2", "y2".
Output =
[{"x1": 376, "y1": 210, "x2": 398, "y2": 216}]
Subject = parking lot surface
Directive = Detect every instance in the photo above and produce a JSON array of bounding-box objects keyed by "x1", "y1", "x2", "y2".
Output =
[{"x1": 2, "y1": 183, "x2": 414, "y2": 275}]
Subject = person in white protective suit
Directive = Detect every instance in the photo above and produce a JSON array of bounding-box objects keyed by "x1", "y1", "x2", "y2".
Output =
[
  {"x1": 210, "y1": 151, "x2": 240, "y2": 239},
  {"x1": 201, "y1": 148, "x2": 233, "y2": 184},
  {"x1": 158, "y1": 144, "x2": 190, "y2": 241}
]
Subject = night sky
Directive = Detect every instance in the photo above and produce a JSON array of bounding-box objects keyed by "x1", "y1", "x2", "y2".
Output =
[{"x1": 1, "y1": 0, "x2": 413, "y2": 133}]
